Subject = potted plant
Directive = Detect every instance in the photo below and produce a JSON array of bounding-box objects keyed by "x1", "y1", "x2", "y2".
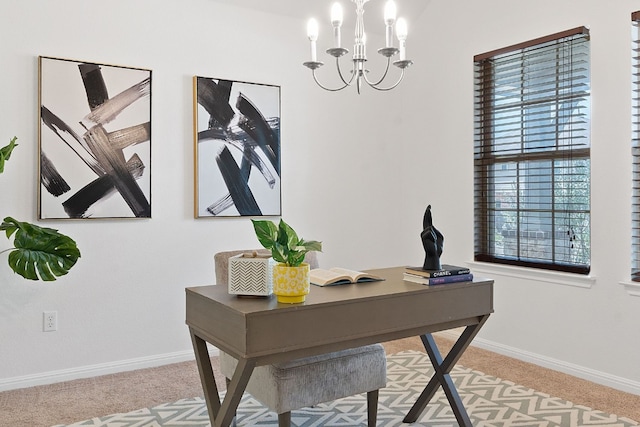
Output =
[
  {"x1": 0, "y1": 137, "x2": 81, "y2": 281},
  {"x1": 252, "y1": 218, "x2": 322, "y2": 303}
]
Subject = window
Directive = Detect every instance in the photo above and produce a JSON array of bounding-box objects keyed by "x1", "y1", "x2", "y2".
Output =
[
  {"x1": 473, "y1": 27, "x2": 591, "y2": 274},
  {"x1": 632, "y1": 13, "x2": 640, "y2": 281}
]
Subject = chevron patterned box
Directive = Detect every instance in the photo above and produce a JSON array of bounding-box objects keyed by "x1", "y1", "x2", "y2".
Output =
[{"x1": 228, "y1": 252, "x2": 274, "y2": 296}]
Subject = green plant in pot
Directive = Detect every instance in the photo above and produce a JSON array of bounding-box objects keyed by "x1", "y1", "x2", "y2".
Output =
[
  {"x1": 0, "y1": 137, "x2": 81, "y2": 281},
  {"x1": 252, "y1": 219, "x2": 322, "y2": 303}
]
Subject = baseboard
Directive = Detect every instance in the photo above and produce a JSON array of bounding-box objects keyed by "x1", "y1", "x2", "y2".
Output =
[
  {"x1": 4, "y1": 337, "x2": 640, "y2": 397},
  {"x1": 0, "y1": 346, "x2": 220, "y2": 392},
  {"x1": 438, "y1": 330, "x2": 640, "y2": 396}
]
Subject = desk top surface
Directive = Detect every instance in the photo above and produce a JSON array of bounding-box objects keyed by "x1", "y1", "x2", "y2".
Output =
[
  {"x1": 186, "y1": 266, "x2": 492, "y2": 315},
  {"x1": 186, "y1": 267, "x2": 493, "y2": 362}
]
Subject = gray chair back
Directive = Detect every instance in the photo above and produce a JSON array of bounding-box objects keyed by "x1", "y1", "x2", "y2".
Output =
[{"x1": 214, "y1": 249, "x2": 319, "y2": 285}]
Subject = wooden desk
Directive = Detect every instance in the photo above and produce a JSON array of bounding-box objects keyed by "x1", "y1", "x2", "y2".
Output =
[{"x1": 186, "y1": 266, "x2": 493, "y2": 427}]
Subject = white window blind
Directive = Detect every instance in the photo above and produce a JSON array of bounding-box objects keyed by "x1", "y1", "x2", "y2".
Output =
[
  {"x1": 473, "y1": 27, "x2": 591, "y2": 274},
  {"x1": 632, "y1": 12, "x2": 640, "y2": 281}
]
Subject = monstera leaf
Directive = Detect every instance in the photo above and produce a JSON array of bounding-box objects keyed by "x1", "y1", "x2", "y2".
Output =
[
  {"x1": 0, "y1": 217, "x2": 81, "y2": 281},
  {"x1": 0, "y1": 136, "x2": 18, "y2": 174}
]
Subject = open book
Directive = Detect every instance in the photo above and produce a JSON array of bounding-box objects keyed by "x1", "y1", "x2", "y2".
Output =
[{"x1": 310, "y1": 267, "x2": 384, "y2": 287}]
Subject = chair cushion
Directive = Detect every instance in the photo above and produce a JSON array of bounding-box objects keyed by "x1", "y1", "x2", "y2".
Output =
[{"x1": 220, "y1": 344, "x2": 386, "y2": 414}]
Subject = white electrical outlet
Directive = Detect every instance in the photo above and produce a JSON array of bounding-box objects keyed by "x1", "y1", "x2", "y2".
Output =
[{"x1": 43, "y1": 311, "x2": 57, "y2": 332}]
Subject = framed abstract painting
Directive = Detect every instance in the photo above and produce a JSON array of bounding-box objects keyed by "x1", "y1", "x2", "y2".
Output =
[
  {"x1": 38, "y1": 56, "x2": 152, "y2": 219},
  {"x1": 193, "y1": 76, "x2": 281, "y2": 218}
]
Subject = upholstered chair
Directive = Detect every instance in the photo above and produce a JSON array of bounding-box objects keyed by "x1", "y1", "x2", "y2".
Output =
[{"x1": 213, "y1": 250, "x2": 387, "y2": 427}]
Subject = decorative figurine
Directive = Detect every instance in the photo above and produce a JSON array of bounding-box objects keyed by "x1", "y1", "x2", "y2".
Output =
[{"x1": 421, "y1": 204, "x2": 444, "y2": 270}]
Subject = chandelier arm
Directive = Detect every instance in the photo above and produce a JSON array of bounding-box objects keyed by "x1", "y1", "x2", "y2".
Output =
[
  {"x1": 310, "y1": 69, "x2": 350, "y2": 92},
  {"x1": 362, "y1": 57, "x2": 393, "y2": 87},
  {"x1": 363, "y1": 68, "x2": 407, "y2": 91},
  {"x1": 336, "y1": 57, "x2": 358, "y2": 86}
]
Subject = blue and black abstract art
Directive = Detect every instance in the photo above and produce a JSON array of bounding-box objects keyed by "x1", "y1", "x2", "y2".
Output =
[{"x1": 194, "y1": 77, "x2": 281, "y2": 217}]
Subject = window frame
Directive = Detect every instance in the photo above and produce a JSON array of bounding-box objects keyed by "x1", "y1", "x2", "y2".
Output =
[{"x1": 473, "y1": 27, "x2": 591, "y2": 275}]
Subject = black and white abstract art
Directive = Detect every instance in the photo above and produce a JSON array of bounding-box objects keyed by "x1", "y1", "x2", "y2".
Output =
[
  {"x1": 38, "y1": 56, "x2": 152, "y2": 219},
  {"x1": 194, "y1": 76, "x2": 281, "y2": 218}
]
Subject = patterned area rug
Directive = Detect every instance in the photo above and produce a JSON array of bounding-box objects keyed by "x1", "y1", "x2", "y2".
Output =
[{"x1": 54, "y1": 351, "x2": 639, "y2": 427}]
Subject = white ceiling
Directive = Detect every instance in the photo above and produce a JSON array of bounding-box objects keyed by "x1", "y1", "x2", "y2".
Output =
[{"x1": 214, "y1": 0, "x2": 431, "y2": 33}]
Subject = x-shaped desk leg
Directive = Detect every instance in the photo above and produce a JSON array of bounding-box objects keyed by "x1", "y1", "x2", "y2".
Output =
[
  {"x1": 403, "y1": 315, "x2": 490, "y2": 426},
  {"x1": 190, "y1": 327, "x2": 256, "y2": 427}
]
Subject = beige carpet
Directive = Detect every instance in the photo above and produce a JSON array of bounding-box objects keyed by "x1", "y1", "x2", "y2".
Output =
[
  {"x1": 0, "y1": 335, "x2": 638, "y2": 426},
  {"x1": 49, "y1": 351, "x2": 640, "y2": 427}
]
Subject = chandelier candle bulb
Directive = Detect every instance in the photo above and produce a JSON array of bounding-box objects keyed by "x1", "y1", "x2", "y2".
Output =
[
  {"x1": 307, "y1": 18, "x2": 319, "y2": 62},
  {"x1": 384, "y1": 0, "x2": 397, "y2": 47},
  {"x1": 396, "y1": 17, "x2": 408, "y2": 61},
  {"x1": 331, "y1": 3, "x2": 343, "y2": 48}
]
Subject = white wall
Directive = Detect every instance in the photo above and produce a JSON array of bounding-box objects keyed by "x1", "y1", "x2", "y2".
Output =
[
  {"x1": 1, "y1": 0, "x2": 639, "y2": 396},
  {"x1": 400, "y1": 0, "x2": 640, "y2": 393},
  {"x1": 0, "y1": 0, "x2": 408, "y2": 389}
]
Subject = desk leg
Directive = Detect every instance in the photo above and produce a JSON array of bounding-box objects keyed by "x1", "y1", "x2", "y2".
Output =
[
  {"x1": 189, "y1": 327, "x2": 256, "y2": 427},
  {"x1": 190, "y1": 328, "x2": 220, "y2": 420},
  {"x1": 403, "y1": 315, "x2": 490, "y2": 426}
]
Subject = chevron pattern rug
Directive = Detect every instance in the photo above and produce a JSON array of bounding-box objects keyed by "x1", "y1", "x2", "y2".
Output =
[{"x1": 54, "y1": 351, "x2": 639, "y2": 427}]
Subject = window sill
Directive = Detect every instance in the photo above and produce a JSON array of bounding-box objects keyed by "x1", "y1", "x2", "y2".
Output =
[
  {"x1": 619, "y1": 281, "x2": 640, "y2": 297},
  {"x1": 467, "y1": 261, "x2": 595, "y2": 289}
]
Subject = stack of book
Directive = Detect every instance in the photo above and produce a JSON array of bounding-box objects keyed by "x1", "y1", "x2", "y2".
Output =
[{"x1": 403, "y1": 264, "x2": 473, "y2": 285}]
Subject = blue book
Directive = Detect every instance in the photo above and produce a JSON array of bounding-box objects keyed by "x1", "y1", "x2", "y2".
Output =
[{"x1": 403, "y1": 272, "x2": 473, "y2": 285}]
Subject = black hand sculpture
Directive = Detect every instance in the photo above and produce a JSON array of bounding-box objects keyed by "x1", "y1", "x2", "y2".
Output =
[{"x1": 421, "y1": 205, "x2": 444, "y2": 270}]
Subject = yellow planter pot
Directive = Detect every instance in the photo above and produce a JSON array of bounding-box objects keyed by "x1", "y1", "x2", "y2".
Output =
[{"x1": 273, "y1": 263, "x2": 310, "y2": 304}]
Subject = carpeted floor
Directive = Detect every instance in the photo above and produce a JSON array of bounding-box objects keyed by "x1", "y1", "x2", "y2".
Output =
[
  {"x1": 1, "y1": 335, "x2": 639, "y2": 426},
  {"x1": 50, "y1": 350, "x2": 639, "y2": 427}
]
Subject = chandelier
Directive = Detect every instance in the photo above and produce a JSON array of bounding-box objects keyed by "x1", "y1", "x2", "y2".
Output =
[{"x1": 303, "y1": 0, "x2": 413, "y2": 94}]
